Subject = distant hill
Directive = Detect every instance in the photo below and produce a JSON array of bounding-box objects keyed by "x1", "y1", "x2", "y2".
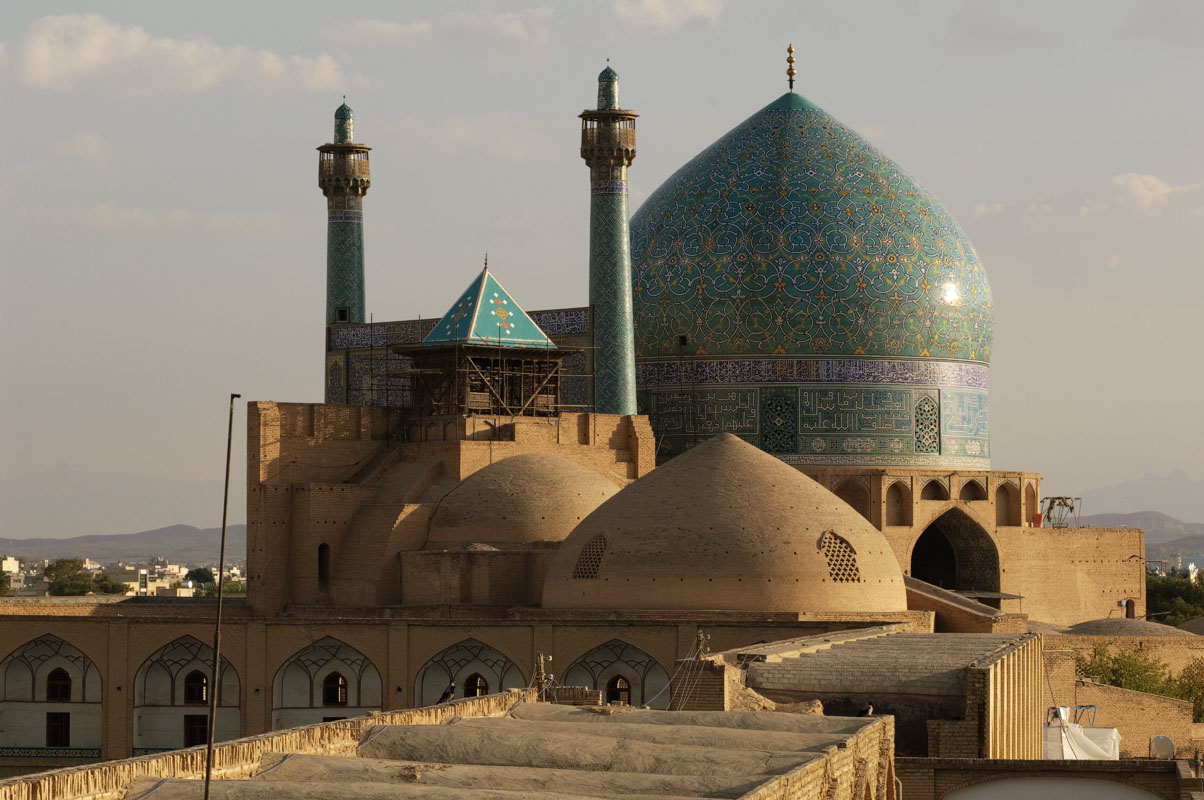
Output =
[
  {"x1": 0, "y1": 524, "x2": 246, "y2": 565},
  {"x1": 1077, "y1": 470, "x2": 1203, "y2": 524},
  {"x1": 1079, "y1": 511, "x2": 1204, "y2": 546}
]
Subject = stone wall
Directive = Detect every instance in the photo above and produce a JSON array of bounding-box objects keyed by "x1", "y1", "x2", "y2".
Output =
[{"x1": 0, "y1": 690, "x2": 534, "y2": 800}]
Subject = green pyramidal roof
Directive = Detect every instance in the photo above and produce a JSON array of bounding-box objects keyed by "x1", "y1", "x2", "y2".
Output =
[{"x1": 423, "y1": 267, "x2": 556, "y2": 349}]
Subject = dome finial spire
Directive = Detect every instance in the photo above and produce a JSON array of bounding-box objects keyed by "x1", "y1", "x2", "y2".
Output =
[{"x1": 786, "y1": 43, "x2": 796, "y2": 91}]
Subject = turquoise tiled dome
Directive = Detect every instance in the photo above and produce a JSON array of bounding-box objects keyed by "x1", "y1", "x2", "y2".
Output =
[
  {"x1": 334, "y1": 102, "x2": 353, "y2": 120},
  {"x1": 630, "y1": 92, "x2": 992, "y2": 467},
  {"x1": 630, "y1": 92, "x2": 991, "y2": 363}
]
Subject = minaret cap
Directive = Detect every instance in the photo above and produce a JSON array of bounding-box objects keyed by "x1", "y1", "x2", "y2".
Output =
[
  {"x1": 786, "y1": 44, "x2": 796, "y2": 92},
  {"x1": 597, "y1": 64, "x2": 620, "y2": 110},
  {"x1": 334, "y1": 97, "x2": 353, "y2": 143}
]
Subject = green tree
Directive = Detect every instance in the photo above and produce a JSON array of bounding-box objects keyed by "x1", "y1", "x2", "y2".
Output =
[
  {"x1": 92, "y1": 573, "x2": 129, "y2": 595},
  {"x1": 1146, "y1": 574, "x2": 1204, "y2": 626},
  {"x1": 185, "y1": 567, "x2": 216, "y2": 585},
  {"x1": 1171, "y1": 658, "x2": 1204, "y2": 723},
  {"x1": 0, "y1": 571, "x2": 9, "y2": 596},
  {"x1": 202, "y1": 578, "x2": 247, "y2": 597},
  {"x1": 44, "y1": 558, "x2": 93, "y2": 596},
  {"x1": 1075, "y1": 642, "x2": 1171, "y2": 695}
]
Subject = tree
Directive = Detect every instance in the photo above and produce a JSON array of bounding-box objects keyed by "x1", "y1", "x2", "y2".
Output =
[
  {"x1": 0, "y1": 571, "x2": 9, "y2": 596},
  {"x1": 203, "y1": 578, "x2": 247, "y2": 597},
  {"x1": 1171, "y1": 658, "x2": 1204, "y2": 723},
  {"x1": 1075, "y1": 642, "x2": 1172, "y2": 696},
  {"x1": 92, "y1": 573, "x2": 129, "y2": 595},
  {"x1": 185, "y1": 567, "x2": 216, "y2": 585},
  {"x1": 1146, "y1": 574, "x2": 1204, "y2": 626},
  {"x1": 44, "y1": 558, "x2": 92, "y2": 596},
  {"x1": 43, "y1": 558, "x2": 129, "y2": 596}
]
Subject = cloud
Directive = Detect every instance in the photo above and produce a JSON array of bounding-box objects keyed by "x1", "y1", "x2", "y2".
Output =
[
  {"x1": 20, "y1": 14, "x2": 344, "y2": 93},
  {"x1": 1117, "y1": 1, "x2": 1204, "y2": 55},
  {"x1": 392, "y1": 112, "x2": 553, "y2": 163},
  {"x1": 449, "y1": 8, "x2": 555, "y2": 46},
  {"x1": 971, "y1": 202, "x2": 1006, "y2": 218},
  {"x1": 1078, "y1": 199, "x2": 1109, "y2": 217},
  {"x1": 945, "y1": 3, "x2": 1056, "y2": 51},
  {"x1": 21, "y1": 202, "x2": 300, "y2": 237},
  {"x1": 1025, "y1": 201, "x2": 1054, "y2": 215},
  {"x1": 53, "y1": 132, "x2": 111, "y2": 165},
  {"x1": 613, "y1": 0, "x2": 723, "y2": 31},
  {"x1": 1111, "y1": 172, "x2": 1202, "y2": 210},
  {"x1": 331, "y1": 19, "x2": 432, "y2": 44}
]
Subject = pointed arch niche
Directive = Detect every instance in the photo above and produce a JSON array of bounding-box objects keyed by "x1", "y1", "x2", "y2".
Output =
[
  {"x1": 833, "y1": 478, "x2": 871, "y2": 521},
  {"x1": 884, "y1": 481, "x2": 913, "y2": 526},
  {"x1": 563, "y1": 640, "x2": 671, "y2": 710},
  {"x1": 0, "y1": 635, "x2": 102, "y2": 754},
  {"x1": 910, "y1": 508, "x2": 1001, "y2": 601},
  {"x1": 272, "y1": 637, "x2": 381, "y2": 729},
  {"x1": 414, "y1": 639, "x2": 524, "y2": 707},
  {"x1": 133, "y1": 636, "x2": 240, "y2": 752}
]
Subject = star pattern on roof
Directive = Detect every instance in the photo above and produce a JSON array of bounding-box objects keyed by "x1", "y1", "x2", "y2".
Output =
[{"x1": 423, "y1": 267, "x2": 556, "y2": 349}]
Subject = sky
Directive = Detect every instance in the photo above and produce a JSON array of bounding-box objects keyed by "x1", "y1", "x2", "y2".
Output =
[{"x1": 0, "y1": 0, "x2": 1201, "y2": 533}]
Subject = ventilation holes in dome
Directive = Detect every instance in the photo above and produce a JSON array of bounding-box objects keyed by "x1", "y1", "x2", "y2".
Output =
[
  {"x1": 818, "y1": 530, "x2": 861, "y2": 583},
  {"x1": 572, "y1": 535, "x2": 607, "y2": 579}
]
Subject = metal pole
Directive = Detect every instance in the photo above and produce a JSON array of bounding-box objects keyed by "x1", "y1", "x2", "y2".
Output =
[{"x1": 204, "y1": 392, "x2": 240, "y2": 800}]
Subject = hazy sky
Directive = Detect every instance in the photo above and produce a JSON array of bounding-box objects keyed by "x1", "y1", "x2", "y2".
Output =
[{"x1": 1, "y1": 1, "x2": 1201, "y2": 530}]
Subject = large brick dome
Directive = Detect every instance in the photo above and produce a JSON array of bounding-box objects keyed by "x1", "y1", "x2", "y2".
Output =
[
  {"x1": 426, "y1": 454, "x2": 621, "y2": 548},
  {"x1": 542, "y1": 434, "x2": 906, "y2": 613},
  {"x1": 630, "y1": 92, "x2": 992, "y2": 468}
]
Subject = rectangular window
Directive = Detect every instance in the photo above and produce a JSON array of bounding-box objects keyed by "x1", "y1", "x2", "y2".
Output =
[
  {"x1": 46, "y1": 712, "x2": 70, "y2": 747},
  {"x1": 183, "y1": 714, "x2": 208, "y2": 748},
  {"x1": 336, "y1": 307, "x2": 350, "y2": 323},
  {"x1": 322, "y1": 716, "x2": 346, "y2": 723}
]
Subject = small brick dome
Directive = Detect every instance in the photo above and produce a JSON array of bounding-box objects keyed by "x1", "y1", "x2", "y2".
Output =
[
  {"x1": 426, "y1": 454, "x2": 621, "y2": 548},
  {"x1": 542, "y1": 434, "x2": 906, "y2": 612}
]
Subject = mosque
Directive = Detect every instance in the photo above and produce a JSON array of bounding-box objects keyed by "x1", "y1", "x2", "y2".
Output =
[{"x1": 0, "y1": 57, "x2": 1171, "y2": 785}]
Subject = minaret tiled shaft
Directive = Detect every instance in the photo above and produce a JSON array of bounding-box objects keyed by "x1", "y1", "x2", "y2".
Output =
[
  {"x1": 318, "y1": 103, "x2": 371, "y2": 328},
  {"x1": 580, "y1": 67, "x2": 637, "y2": 415}
]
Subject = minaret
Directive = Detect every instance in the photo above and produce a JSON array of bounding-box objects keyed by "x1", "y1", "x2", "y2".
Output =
[
  {"x1": 580, "y1": 66, "x2": 638, "y2": 415},
  {"x1": 318, "y1": 100, "x2": 371, "y2": 326}
]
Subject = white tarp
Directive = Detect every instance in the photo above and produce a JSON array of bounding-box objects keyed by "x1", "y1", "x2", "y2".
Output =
[{"x1": 1042, "y1": 709, "x2": 1120, "y2": 760}]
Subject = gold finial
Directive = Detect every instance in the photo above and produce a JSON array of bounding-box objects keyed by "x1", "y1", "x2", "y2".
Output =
[{"x1": 786, "y1": 44, "x2": 796, "y2": 91}]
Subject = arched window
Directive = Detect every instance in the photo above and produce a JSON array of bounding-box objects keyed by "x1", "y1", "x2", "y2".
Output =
[
  {"x1": 464, "y1": 673, "x2": 489, "y2": 698},
  {"x1": 322, "y1": 672, "x2": 348, "y2": 706},
  {"x1": 885, "y1": 482, "x2": 912, "y2": 526},
  {"x1": 46, "y1": 668, "x2": 72, "y2": 702},
  {"x1": 921, "y1": 480, "x2": 949, "y2": 501},
  {"x1": 833, "y1": 478, "x2": 871, "y2": 521},
  {"x1": 995, "y1": 483, "x2": 1020, "y2": 526},
  {"x1": 318, "y1": 543, "x2": 331, "y2": 589},
  {"x1": 183, "y1": 671, "x2": 208, "y2": 705},
  {"x1": 606, "y1": 675, "x2": 631, "y2": 705},
  {"x1": 959, "y1": 480, "x2": 987, "y2": 502}
]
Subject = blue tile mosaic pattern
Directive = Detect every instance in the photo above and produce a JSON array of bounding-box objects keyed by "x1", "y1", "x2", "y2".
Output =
[
  {"x1": 628, "y1": 89, "x2": 991, "y2": 466},
  {"x1": 423, "y1": 268, "x2": 556, "y2": 348},
  {"x1": 629, "y1": 92, "x2": 992, "y2": 362}
]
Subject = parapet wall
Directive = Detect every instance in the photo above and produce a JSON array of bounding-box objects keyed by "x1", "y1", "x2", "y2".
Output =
[{"x1": 0, "y1": 690, "x2": 535, "y2": 800}]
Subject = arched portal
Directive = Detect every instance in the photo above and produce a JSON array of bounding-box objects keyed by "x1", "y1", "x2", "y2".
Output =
[
  {"x1": 834, "y1": 479, "x2": 871, "y2": 521},
  {"x1": 910, "y1": 508, "x2": 1000, "y2": 593},
  {"x1": 133, "y1": 636, "x2": 240, "y2": 752},
  {"x1": 0, "y1": 635, "x2": 102, "y2": 754},
  {"x1": 271, "y1": 637, "x2": 381, "y2": 729},
  {"x1": 563, "y1": 640, "x2": 671, "y2": 710},
  {"x1": 414, "y1": 639, "x2": 524, "y2": 707}
]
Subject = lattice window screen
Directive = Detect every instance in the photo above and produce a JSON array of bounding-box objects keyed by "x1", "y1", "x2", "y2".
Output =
[
  {"x1": 818, "y1": 530, "x2": 861, "y2": 583},
  {"x1": 572, "y1": 535, "x2": 607, "y2": 579}
]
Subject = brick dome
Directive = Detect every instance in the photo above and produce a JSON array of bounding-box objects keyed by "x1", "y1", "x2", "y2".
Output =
[
  {"x1": 542, "y1": 434, "x2": 906, "y2": 612},
  {"x1": 426, "y1": 454, "x2": 621, "y2": 548}
]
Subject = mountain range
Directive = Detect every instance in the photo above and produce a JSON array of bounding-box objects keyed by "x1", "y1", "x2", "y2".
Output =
[{"x1": 0, "y1": 525, "x2": 246, "y2": 566}]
